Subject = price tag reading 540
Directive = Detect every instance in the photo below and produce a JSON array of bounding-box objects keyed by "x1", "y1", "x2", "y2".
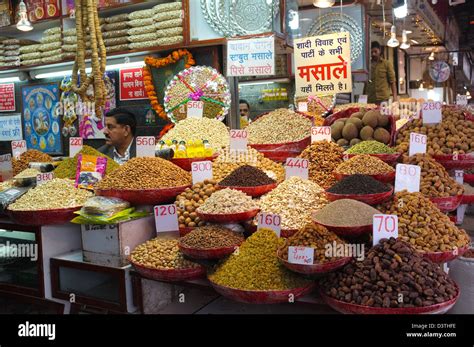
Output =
[
  {"x1": 285, "y1": 158, "x2": 309, "y2": 180},
  {"x1": 154, "y1": 204, "x2": 179, "y2": 234},
  {"x1": 373, "y1": 214, "x2": 398, "y2": 246}
]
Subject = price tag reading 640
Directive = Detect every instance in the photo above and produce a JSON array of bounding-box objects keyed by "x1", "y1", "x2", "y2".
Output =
[{"x1": 154, "y1": 204, "x2": 179, "y2": 233}]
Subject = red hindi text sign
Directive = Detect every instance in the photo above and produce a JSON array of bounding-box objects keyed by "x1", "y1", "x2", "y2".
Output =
[
  {"x1": 0, "y1": 83, "x2": 15, "y2": 112},
  {"x1": 119, "y1": 67, "x2": 147, "y2": 101}
]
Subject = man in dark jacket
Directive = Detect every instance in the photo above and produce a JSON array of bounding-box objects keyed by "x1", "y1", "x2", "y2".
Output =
[{"x1": 98, "y1": 108, "x2": 136, "y2": 164}]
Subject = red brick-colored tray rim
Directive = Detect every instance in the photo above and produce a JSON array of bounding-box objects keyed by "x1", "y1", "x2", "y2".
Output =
[
  {"x1": 432, "y1": 154, "x2": 474, "y2": 170},
  {"x1": 325, "y1": 185, "x2": 394, "y2": 205},
  {"x1": 196, "y1": 209, "x2": 259, "y2": 223},
  {"x1": 170, "y1": 154, "x2": 219, "y2": 171},
  {"x1": 216, "y1": 182, "x2": 278, "y2": 197},
  {"x1": 319, "y1": 285, "x2": 459, "y2": 314},
  {"x1": 208, "y1": 278, "x2": 315, "y2": 304},
  {"x1": 421, "y1": 245, "x2": 469, "y2": 263},
  {"x1": 249, "y1": 136, "x2": 311, "y2": 152},
  {"x1": 429, "y1": 195, "x2": 463, "y2": 212},
  {"x1": 242, "y1": 222, "x2": 298, "y2": 238},
  {"x1": 130, "y1": 259, "x2": 206, "y2": 282},
  {"x1": 7, "y1": 206, "x2": 81, "y2": 226},
  {"x1": 178, "y1": 242, "x2": 242, "y2": 260},
  {"x1": 95, "y1": 185, "x2": 191, "y2": 205},
  {"x1": 277, "y1": 250, "x2": 352, "y2": 275},
  {"x1": 464, "y1": 174, "x2": 474, "y2": 184},
  {"x1": 333, "y1": 171, "x2": 396, "y2": 184},
  {"x1": 312, "y1": 219, "x2": 372, "y2": 237},
  {"x1": 461, "y1": 194, "x2": 474, "y2": 204},
  {"x1": 344, "y1": 153, "x2": 402, "y2": 165},
  {"x1": 179, "y1": 226, "x2": 195, "y2": 237}
]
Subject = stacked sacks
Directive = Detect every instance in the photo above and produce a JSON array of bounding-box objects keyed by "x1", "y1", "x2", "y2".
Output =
[
  {"x1": 40, "y1": 27, "x2": 63, "y2": 64},
  {"x1": 2, "y1": 39, "x2": 21, "y2": 68},
  {"x1": 102, "y1": 13, "x2": 130, "y2": 53}
]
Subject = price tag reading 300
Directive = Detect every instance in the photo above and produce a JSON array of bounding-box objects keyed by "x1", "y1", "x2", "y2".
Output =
[{"x1": 191, "y1": 161, "x2": 213, "y2": 184}]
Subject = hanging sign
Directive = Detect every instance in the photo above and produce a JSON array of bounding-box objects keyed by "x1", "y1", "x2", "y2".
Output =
[
  {"x1": 0, "y1": 114, "x2": 22, "y2": 141},
  {"x1": 0, "y1": 83, "x2": 15, "y2": 112},
  {"x1": 227, "y1": 36, "x2": 275, "y2": 77},
  {"x1": 119, "y1": 67, "x2": 147, "y2": 101},
  {"x1": 294, "y1": 32, "x2": 352, "y2": 97}
]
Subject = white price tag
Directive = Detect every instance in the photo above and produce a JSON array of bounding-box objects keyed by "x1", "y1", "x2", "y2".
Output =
[
  {"x1": 187, "y1": 101, "x2": 204, "y2": 119},
  {"x1": 136, "y1": 136, "x2": 156, "y2": 157},
  {"x1": 456, "y1": 95, "x2": 468, "y2": 106},
  {"x1": 69, "y1": 137, "x2": 83, "y2": 158},
  {"x1": 11, "y1": 140, "x2": 27, "y2": 159},
  {"x1": 373, "y1": 214, "x2": 398, "y2": 246},
  {"x1": 154, "y1": 204, "x2": 179, "y2": 233},
  {"x1": 457, "y1": 204, "x2": 467, "y2": 225},
  {"x1": 358, "y1": 95, "x2": 368, "y2": 104},
  {"x1": 0, "y1": 154, "x2": 13, "y2": 181},
  {"x1": 288, "y1": 246, "x2": 314, "y2": 265},
  {"x1": 229, "y1": 129, "x2": 248, "y2": 152},
  {"x1": 409, "y1": 132, "x2": 427, "y2": 157},
  {"x1": 297, "y1": 102, "x2": 308, "y2": 112},
  {"x1": 395, "y1": 164, "x2": 421, "y2": 193},
  {"x1": 455, "y1": 170, "x2": 464, "y2": 185},
  {"x1": 285, "y1": 158, "x2": 309, "y2": 180},
  {"x1": 257, "y1": 212, "x2": 281, "y2": 237},
  {"x1": 422, "y1": 101, "x2": 442, "y2": 124},
  {"x1": 36, "y1": 172, "x2": 54, "y2": 185},
  {"x1": 311, "y1": 126, "x2": 331, "y2": 143},
  {"x1": 191, "y1": 161, "x2": 213, "y2": 184}
]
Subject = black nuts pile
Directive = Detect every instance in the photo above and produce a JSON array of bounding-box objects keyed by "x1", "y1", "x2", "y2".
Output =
[
  {"x1": 219, "y1": 165, "x2": 276, "y2": 187},
  {"x1": 321, "y1": 238, "x2": 458, "y2": 308}
]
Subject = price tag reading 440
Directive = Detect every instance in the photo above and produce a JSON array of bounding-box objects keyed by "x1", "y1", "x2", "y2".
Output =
[
  {"x1": 191, "y1": 161, "x2": 213, "y2": 184},
  {"x1": 285, "y1": 158, "x2": 309, "y2": 180},
  {"x1": 229, "y1": 130, "x2": 248, "y2": 152},
  {"x1": 409, "y1": 132, "x2": 427, "y2": 157},
  {"x1": 395, "y1": 164, "x2": 421, "y2": 193},
  {"x1": 288, "y1": 246, "x2": 314, "y2": 265},
  {"x1": 36, "y1": 172, "x2": 54, "y2": 185},
  {"x1": 187, "y1": 101, "x2": 204, "y2": 119},
  {"x1": 311, "y1": 126, "x2": 331, "y2": 143},
  {"x1": 136, "y1": 136, "x2": 156, "y2": 158},
  {"x1": 422, "y1": 101, "x2": 442, "y2": 124},
  {"x1": 154, "y1": 204, "x2": 179, "y2": 234},
  {"x1": 11, "y1": 140, "x2": 27, "y2": 159},
  {"x1": 257, "y1": 212, "x2": 281, "y2": 237},
  {"x1": 69, "y1": 137, "x2": 83, "y2": 158},
  {"x1": 373, "y1": 214, "x2": 398, "y2": 246}
]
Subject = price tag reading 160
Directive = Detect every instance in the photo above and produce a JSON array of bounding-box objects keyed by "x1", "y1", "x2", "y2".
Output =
[
  {"x1": 373, "y1": 214, "x2": 398, "y2": 246},
  {"x1": 154, "y1": 204, "x2": 179, "y2": 234},
  {"x1": 257, "y1": 212, "x2": 281, "y2": 237}
]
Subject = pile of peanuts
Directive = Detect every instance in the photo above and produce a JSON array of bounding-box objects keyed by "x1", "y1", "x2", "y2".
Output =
[{"x1": 334, "y1": 154, "x2": 395, "y2": 175}]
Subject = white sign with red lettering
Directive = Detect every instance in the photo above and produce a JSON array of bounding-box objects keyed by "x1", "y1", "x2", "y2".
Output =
[
  {"x1": 69, "y1": 137, "x2": 83, "y2": 158},
  {"x1": 288, "y1": 246, "x2": 314, "y2": 265},
  {"x1": 454, "y1": 170, "x2": 464, "y2": 185},
  {"x1": 257, "y1": 212, "x2": 281, "y2": 237},
  {"x1": 11, "y1": 140, "x2": 27, "y2": 159},
  {"x1": 0, "y1": 154, "x2": 13, "y2": 181},
  {"x1": 187, "y1": 101, "x2": 204, "y2": 119},
  {"x1": 136, "y1": 136, "x2": 156, "y2": 158},
  {"x1": 229, "y1": 129, "x2": 248, "y2": 152},
  {"x1": 456, "y1": 95, "x2": 468, "y2": 106},
  {"x1": 409, "y1": 132, "x2": 427, "y2": 157},
  {"x1": 422, "y1": 101, "x2": 442, "y2": 124},
  {"x1": 311, "y1": 126, "x2": 331, "y2": 143},
  {"x1": 36, "y1": 172, "x2": 54, "y2": 185},
  {"x1": 373, "y1": 214, "x2": 398, "y2": 246},
  {"x1": 154, "y1": 204, "x2": 179, "y2": 233},
  {"x1": 285, "y1": 158, "x2": 309, "y2": 180},
  {"x1": 395, "y1": 164, "x2": 421, "y2": 193},
  {"x1": 358, "y1": 95, "x2": 368, "y2": 104},
  {"x1": 191, "y1": 161, "x2": 213, "y2": 184}
]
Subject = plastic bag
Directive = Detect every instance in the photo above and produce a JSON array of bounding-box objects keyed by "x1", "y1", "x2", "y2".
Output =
[
  {"x1": 71, "y1": 207, "x2": 149, "y2": 225},
  {"x1": 75, "y1": 154, "x2": 107, "y2": 190},
  {"x1": 81, "y1": 196, "x2": 129, "y2": 217}
]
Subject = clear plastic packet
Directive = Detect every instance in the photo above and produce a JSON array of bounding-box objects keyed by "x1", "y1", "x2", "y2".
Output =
[{"x1": 81, "y1": 196, "x2": 130, "y2": 217}]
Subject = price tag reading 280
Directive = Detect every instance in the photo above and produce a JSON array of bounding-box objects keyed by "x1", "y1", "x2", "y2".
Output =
[
  {"x1": 154, "y1": 204, "x2": 179, "y2": 234},
  {"x1": 257, "y1": 212, "x2": 281, "y2": 237},
  {"x1": 285, "y1": 158, "x2": 309, "y2": 180},
  {"x1": 373, "y1": 214, "x2": 398, "y2": 246},
  {"x1": 422, "y1": 101, "x2": 442, "y2": 124},
  {"x1": 311, "y1": 126, "x2": 331, "y2": 143},
  {"x1": 229, "y1": 130, "x2": 248, "y2": 152}
]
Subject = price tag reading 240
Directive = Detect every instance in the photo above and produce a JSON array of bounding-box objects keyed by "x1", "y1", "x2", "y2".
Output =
[
  {"x1": 311, "y1": 126, "x2": 331, "y2": 143},
  {"x1": 136, "y1": 136, "x2": 156, "y2": 158},
  {"x1": 257, "y1": 212, "x2": 281, "y2": 237},
  {"x1": 373, "y1": 214, "x2": 398, "y2": 246},
  {"x1": 395, "y1": 163, "x2": 421, "y2": 193},
  {"x1": 409, "y1": 132, "x2": 427, "y2": 157},
  {"x1": 285, "y1": 158, "x2": 309, "y2": 180},
  {"x1": 229, "y1": 130, "x2": 248, "y2": 152},
  {"x1": 36, "y1": 172, "x2": 54, "y2": 185},
  {"x1": 154, "y1": 204, "x2": 179, "y2": 234},
  {"x1": 191, "y1": 161, "x2": 213, "y2": 184}
]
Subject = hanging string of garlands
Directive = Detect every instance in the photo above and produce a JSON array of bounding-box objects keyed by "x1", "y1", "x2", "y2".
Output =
[
  {"x1": 143, "y1": 49, "x2": 195, "y2": 122},
  {"x1": 70, "y1": 0, "x2": 106, "y2": 119}
]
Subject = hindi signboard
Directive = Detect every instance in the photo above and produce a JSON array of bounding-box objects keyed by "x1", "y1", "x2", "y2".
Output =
[{"x1": 227, "y1": 36, "x2": 275, "y2": 77}]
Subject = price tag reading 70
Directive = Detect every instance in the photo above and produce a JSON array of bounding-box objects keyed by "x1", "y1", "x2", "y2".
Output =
[{"x1": 373, "y1": 214, "x2": 398, "y2": 246}]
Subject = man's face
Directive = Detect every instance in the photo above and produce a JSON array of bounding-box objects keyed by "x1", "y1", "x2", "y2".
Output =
[
  {"x1": 371, "y1": 47, "x2": 381, "y2": 62},
  {"x1": 103, "y1": 116, "x2": 130, "y2": 146},
  {"x1": 239, "y1": 103, "x2": 250, "y2": 118}
]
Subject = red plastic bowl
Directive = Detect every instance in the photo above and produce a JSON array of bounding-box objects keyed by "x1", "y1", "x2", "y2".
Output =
[
  {"x1": 178, "y1": 242, "x2": 241, "y2": 260},
  {"x1": 130, "y1": 259, "x2": 206, "y2": 282},
  {"x1": 252, "y1": 149, "x2": 304, "y2": 163},
  {"x1": 216, "y1": 182, "x2": 278, "y2": 197},
  {"x1": 95, "y1": 185, "x2": 191, "y2": 205},
  {"x1": 179, "y1": 226, "x2": 195, "y2": 237},
  {"x1": 208, "y1": 278, "x2": 315, "y2": 304},
  {"x1": 319, "y1": 284, "x2": 460, "y2": 314},
  {"x1": 325, "y1": 185, "x2": 394, "y2": 205},
  {"x1": 170, "y1": 154, "x2": 219, "y2": 171},
  {"x1": 312, "y1": 219, "x2": 372, "y2": 237},
  {"x1": 464, "y1": 174, "x2": 474, "y2": 184},
  {"x1": 429, "y1": 195, "x2": 463, "y2": 212},
  {"x1": 249, "y1": 136, "x2": 311, "y2": 153},
  {"x1": 7, "y1": 206, "x2": 81, "y2": 226},
  {"x1": 277, "y1": 251, "x2": 352, "y2": 275},
  {"x1": 196, "y1": 209, "x2": 259, "y2": 223},
  {"x1": 462, "y1": 194, "x2": 474, "y2": 204},
  {"x1": 421, "y1": 245, "x2": 469, "y2": 263},
  {"x1": 333, "y1": 171, "x2": 396, "y2": 184},
  {"x1": 344, "y1": 153, "x2": 401, "y2": 165},
  {"x1": 242, "y1": 222, "x2": 298, "y2": 238},
  {"x1": 432, "y1": 153, "x2": 474, "y2": 170}
]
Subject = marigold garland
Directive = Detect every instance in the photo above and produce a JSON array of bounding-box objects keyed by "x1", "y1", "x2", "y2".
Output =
[{"x1": 143, "y1": 49, "x2": 195, "y2": 122}]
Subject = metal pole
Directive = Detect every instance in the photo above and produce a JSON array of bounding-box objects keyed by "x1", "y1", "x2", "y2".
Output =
[{"x1": 228, "y1": 76, "x2": 240, "y2": 129}]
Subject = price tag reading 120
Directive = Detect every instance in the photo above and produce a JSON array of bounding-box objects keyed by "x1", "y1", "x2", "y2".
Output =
[
  {"x1": 395, "y1": 163, "x2": 421, "y2": 193},
  {"x1": 36, "y1": 172, "x2": 54, "y2": 185},
  {"x1": 191, "y1": 161, "x2": 213, "y2": 184},
  {"x1": 311, "y1": 126, "x2": 331, "y2": 143},
  {"x1": 422, "y1": 101, "x2": 442, "y2": 124},
  {"x1": 229, "y1": 130, "x2": 248, "y2": 151},
  {"x1": 372, "y1": 214, "x2": 398, "y2": 246},
  {"x1": 154, "y1": 204, "x2": 179, "y2": 234},
  {"x1": 11, "y1": 140, "x2": 27, "y2": 159},
  {"x1": 136, "y1": 136, "x2": 156, "y2": 157},
  {"x1": 69, "y1": 137, "x2": 83, "y2": 158},
  {"x1": 409, "y1": 132, "x2": 427, "y2": 157},
  {"x1": 257, "y1": 212, "x2": 281, "y2": 237},
  {"x1": 285, "y1": 158, "x2": 309, "y2": 180}
]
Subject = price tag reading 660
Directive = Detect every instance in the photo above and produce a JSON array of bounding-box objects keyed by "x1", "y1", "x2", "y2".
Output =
[
  {"x1": 395, "y1": 163, "x2": 421, "y2": 193},
  {"x1": 373, "y1": 214, "x2": 398, "y2": 246},
  {"x1": 154, "y1": 204, "x2": 179, "y2": 233},
  {"x1": 257, "y1": 212, "x2": 281, "y2": 237},
  {"x1": 285, "y1": 158, "x2": 309, "y2": 180}
]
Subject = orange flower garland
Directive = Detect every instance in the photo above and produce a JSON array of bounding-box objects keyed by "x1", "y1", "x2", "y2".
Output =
[{"x1": 143, "y1": 49, "x2": 195, "y2": 121}]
